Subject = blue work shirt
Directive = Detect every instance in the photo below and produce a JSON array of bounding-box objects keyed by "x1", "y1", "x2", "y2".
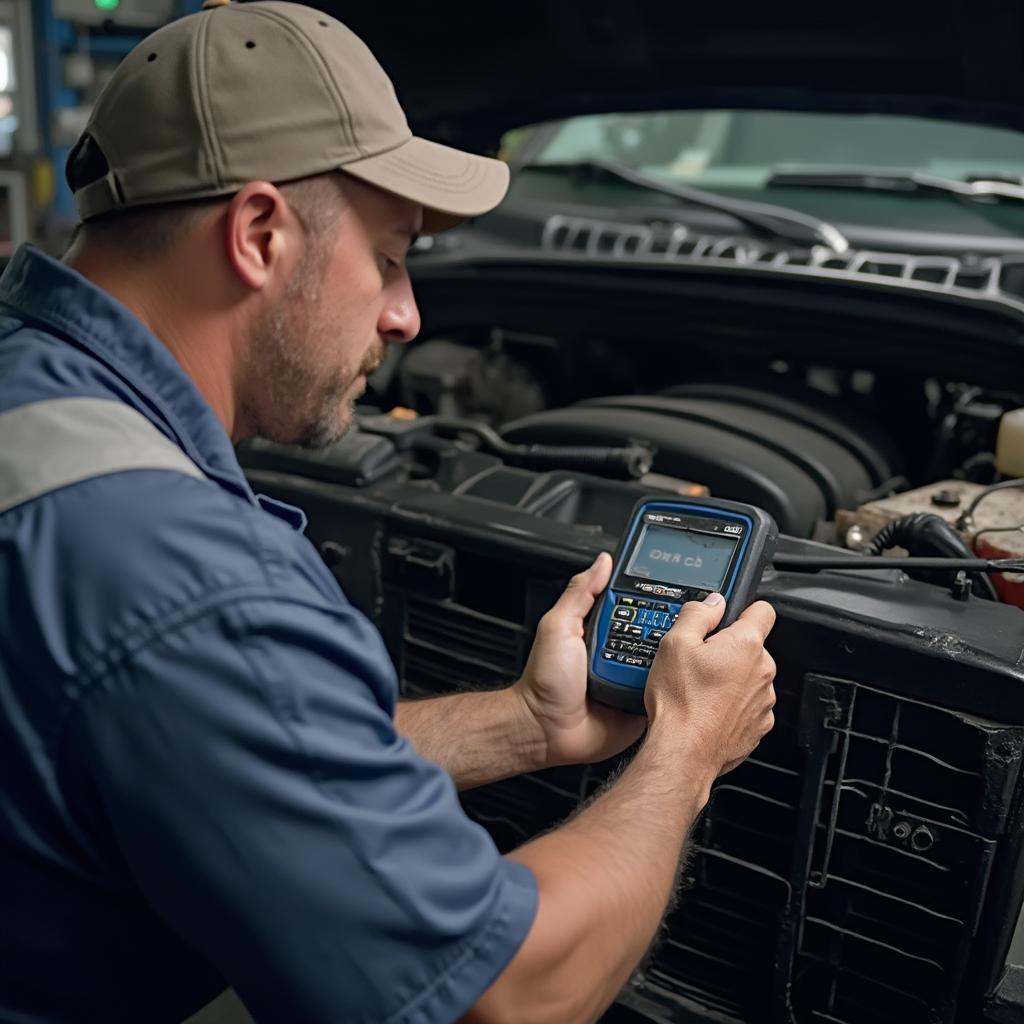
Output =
[{"x1": 0, "y1": 246, "x2": 537, "y2": 1023}]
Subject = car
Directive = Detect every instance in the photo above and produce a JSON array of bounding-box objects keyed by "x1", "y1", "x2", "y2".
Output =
[{"x1": 238, "y1": 5, "x2": 1024, "y2": 1021}]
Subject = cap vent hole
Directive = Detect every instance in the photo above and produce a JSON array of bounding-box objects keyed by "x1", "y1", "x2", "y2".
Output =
[
  {"x1": 318, "y1": 20, "x2": 329, "y2": 26},
  {"x1": 245, "y1": 40, "x2": 255, "y2": 49},
  {"x1": 147, "y1": 53, "x2": 157, "y2": 62}
]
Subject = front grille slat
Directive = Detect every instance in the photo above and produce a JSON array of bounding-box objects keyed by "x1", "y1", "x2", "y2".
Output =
[{"x1": 402, "y1": 597, "x2": 525, "y2": 694}]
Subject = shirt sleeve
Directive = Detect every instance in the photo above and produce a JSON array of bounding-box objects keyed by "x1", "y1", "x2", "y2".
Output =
[{"x1": 67, "y1": 593, "x2": 538, "y2": 1024}]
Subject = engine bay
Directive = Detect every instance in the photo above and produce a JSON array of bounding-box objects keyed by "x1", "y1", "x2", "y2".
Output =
[
  {"x1": 383, "y1": 311, "x2": 1024, "y2": 607},
  {"x1": 237, "y1": 254, "x2": 1024, "y2": 1022}
]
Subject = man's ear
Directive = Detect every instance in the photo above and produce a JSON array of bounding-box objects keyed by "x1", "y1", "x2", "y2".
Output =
[{"x1": 223, "y1": 182, "x2": 296, "y2": 290}]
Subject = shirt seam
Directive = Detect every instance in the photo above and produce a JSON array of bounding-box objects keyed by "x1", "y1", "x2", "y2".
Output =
[
  {"x1": 70, "y1": 586, "x2": 351, "y2": 704},
  {"x1": 24, "y1": 471, "x2": 275, "y2": 682},
  {"x1": 54, "y1": 588, "x2": 358, "y2": 813}
]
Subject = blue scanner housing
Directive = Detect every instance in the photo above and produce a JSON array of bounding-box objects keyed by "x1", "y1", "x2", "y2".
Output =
[{"x1": 588, "y1": 496, "x2": 777, "y2": 715}]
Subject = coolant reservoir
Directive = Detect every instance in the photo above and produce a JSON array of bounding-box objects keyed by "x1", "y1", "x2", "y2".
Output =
[{"x1": 995, "y1": 408, "x2": 1024, "y2": 477}]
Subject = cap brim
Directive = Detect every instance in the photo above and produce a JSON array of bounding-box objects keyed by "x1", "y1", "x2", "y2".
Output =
[{"x1": 340, "y1": 135, "x2": 510, "y2": 234}]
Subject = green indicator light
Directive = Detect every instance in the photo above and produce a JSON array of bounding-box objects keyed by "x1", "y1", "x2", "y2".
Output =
[{"x1": 95, "y1": 0, "x2": 120, "y2": 11}]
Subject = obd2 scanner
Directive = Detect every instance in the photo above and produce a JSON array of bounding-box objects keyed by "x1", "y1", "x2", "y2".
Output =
[{"x1": 588, "y1": 497, "x2": 777, "y2": 715}]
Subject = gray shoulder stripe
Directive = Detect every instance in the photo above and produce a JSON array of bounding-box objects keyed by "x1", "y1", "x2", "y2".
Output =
[{"x1": 0, "y1": 397, "x2": 205, "y2": 515}]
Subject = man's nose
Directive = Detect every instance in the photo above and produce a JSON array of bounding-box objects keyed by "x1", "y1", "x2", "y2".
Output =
[{"x1": 379, "y1": 277, "x2": 421, "y2": 344}]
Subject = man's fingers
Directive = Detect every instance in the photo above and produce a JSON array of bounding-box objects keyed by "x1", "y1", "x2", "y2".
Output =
[
  {"x1": 551, "y1": 552, "x2": 612, "y2": 620},
  {"x1": 671, "y1": 592, "x2": 727, "y2": 641},
  {"x1": 735, "y1": 600, "x2": 776, "y2": 643}
]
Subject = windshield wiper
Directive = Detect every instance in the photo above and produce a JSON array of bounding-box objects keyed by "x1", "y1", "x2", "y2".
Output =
[
  {"x1": 766, "y1": 164, "x2": 1024, "y2": 204},
  {"x1": 525, "y1": 157, "x2": 850, "y2": 254}
]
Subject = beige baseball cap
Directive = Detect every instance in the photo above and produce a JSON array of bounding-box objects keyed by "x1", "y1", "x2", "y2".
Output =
[{"x1": 66, "y1": 0, "x2": 509, "y2": 232}]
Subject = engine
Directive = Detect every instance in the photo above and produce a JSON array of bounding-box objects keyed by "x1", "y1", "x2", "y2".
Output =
[{"x1": 390, "y1": 336, "x2": 1024, "y2": 606}]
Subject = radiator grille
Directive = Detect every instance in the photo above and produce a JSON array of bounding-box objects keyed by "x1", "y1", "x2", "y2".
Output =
[
  {"x1": 433, "y1": 632, "x2": 1023, "y2": 1022},
  {"x1": 387, "y1": 529, "x2": 1023, "y2": 1023},
  {"x1": 401, "y1": 597, "x2": 525, "y2": 696}
]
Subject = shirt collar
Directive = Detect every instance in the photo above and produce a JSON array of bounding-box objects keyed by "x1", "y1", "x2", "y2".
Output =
[{"x1": 0, "y1": 244, "x2": 258, "y2": 502}]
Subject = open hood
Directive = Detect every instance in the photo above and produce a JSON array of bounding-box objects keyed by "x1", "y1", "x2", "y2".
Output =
[{"x1": 306, "y1": 0, "x2": 1024, "y2": 151}]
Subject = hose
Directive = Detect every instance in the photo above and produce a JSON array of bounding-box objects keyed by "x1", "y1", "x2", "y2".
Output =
[
  {"x1": 956, "y1": 477, "x2": 1024, "y2": 528},
  {"x1": 433, "y1": 418, "x2": 656, "y2": 480},
  {"x1": 863, "y1": 512, "x2": 999, "y2": 601}
]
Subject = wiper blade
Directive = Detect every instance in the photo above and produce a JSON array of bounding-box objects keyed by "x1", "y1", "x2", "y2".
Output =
[
  {"x1": 525, "y1": 157, "x2": 850, "y2": 254},
  {"x1": 767, "y1": 164, "x2": 1024, "y2": 204}
]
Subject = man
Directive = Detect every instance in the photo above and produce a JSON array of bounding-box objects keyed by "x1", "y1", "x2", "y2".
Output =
[{"x1": 0, "y1": 3, "x2": 776, "y2": 1022}]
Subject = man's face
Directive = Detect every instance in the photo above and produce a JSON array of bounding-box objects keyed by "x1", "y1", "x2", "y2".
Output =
[{"x1": 246, "y1": 179, "x2": 422, "y2": 448}]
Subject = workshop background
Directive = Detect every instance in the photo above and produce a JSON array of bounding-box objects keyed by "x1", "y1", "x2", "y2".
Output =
[
  {"x1": 13, "y1": 4, "x2": 1024, "y2": 1023},
  {"x1": 0, "y1": 0, "x2": 207, "y2": 258}
]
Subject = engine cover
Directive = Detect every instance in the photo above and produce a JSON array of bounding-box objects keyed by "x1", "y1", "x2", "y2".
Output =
[{"x1": 501, "y1": 389, "x2": 897, "y2": 538}]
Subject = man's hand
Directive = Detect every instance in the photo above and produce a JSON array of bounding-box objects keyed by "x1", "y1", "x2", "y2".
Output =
[
  {"x1": 645, "y1": 592, "x2": 777, "y2": 775},
  {"x1": 513, "y1": 553, "x2": 647, "y2": 768}
]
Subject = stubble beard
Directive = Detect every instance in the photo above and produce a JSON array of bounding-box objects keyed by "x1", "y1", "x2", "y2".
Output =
[{"x1": 246, "y1": 248, "x2": 361, "y2": 451}]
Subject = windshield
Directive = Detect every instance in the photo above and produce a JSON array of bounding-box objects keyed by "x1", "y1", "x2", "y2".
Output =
[{"x1": 524, "y1": 110, "x2": 1024, "y2": 188}]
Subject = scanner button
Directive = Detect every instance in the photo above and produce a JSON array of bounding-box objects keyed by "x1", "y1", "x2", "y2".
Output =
[
  {"x1": 613, "y1": 607, "x2": 636, "y2": 622},
  {"x1": 647, "y1": 629, "x2": 666, "y2": 643},
  {"x1": 610, "y1": 620, "x2": 626, "y2": 634},
  {"x1": 625, "y1": 625, "x2": 644, "y2": 638},
  {"x1": 622, "y1": 655, "x2": 650, "y2": 668}
]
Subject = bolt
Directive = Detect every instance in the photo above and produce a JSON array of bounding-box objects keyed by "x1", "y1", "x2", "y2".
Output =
[
  {"x1": 931, "y1": 488, "x2": 962, "y2": 509},
  {"x1": 867, "y1": 803, "x2": 893, "y2": 840},
  {"x1": 319, "y1": 541, "x2": 348, "y2": 567},
  {"x1": 845, "y1": 524, "x2": 869, "y2": 551},
  {"x1": 952, "y1": 570, "x2": 973, "y2": 602},
  {"x1": 911, "y1": 826, "x2": 936, "y2": 852}
]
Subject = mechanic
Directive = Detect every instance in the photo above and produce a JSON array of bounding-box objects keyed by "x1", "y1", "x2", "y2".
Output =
[{"x1": 0, "y1": 3, "x2": 776, "y2": 1023}]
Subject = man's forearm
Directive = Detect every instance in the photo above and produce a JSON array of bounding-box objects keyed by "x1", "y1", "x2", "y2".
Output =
[
  {"x1": 465, "y1": 720, "x2": 715, "y2": 1024},
  {"x1": 395, "y1": 686, "x2": 548, "y2": 790}
]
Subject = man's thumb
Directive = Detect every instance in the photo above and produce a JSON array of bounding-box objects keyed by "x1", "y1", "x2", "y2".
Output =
[
  {"x1": 552, "y1": 552, "x2": 612, "y2": 619},
  {"x1": 672, "y1": 592, "x2": 726, "y2": 641}
]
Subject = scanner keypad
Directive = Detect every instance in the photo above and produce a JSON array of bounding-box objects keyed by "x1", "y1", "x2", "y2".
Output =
[{"x1": 602, "y1": 594, "x2": 690, "y2": 667}]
